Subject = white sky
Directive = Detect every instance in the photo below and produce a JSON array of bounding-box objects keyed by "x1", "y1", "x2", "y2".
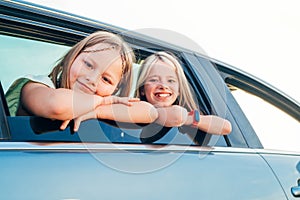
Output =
[
  {"x1": 25, "y1": 0, "x2": 300, "y2": 151},
  {"x1": 26, "y1": 0, "x2": 300, "y2": 102}
]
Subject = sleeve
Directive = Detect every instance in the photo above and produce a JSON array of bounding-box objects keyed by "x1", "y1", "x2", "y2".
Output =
[
  {"x1": 5, "y1": 78, "x2": 31, "y2": 116},
  {"x1": 5, "y1": 75, "x2": 55, "y2": 116}
]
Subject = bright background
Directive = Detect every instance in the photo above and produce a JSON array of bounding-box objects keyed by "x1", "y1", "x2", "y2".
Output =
[
  {"x1": 24, "y1": 0, "x2": 300, "y2": 151},
  {"x1": 26, "y1": 0, "x2": 300, "y2": 102}
]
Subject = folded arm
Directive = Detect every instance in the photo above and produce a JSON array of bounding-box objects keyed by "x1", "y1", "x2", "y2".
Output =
[
  {"x1": 184, "y1": 113, "x2": 232, "y2": 135},
  {"x1": 152, "y1": 105, "x2": 232, "y2": 135},
  {"x1": 65, "y1": 101, "x2": 158, "y2": 131},
  {"x1": 21, "y1": 82, "x2": 137, "y2": 121}
]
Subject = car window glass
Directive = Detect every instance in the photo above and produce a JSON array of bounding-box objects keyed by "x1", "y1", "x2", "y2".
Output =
[
  {"x1": 231, "y1": 88, "x2": 300, "y2": 152},
  {"x1": 0, "y1": 34, "x2": 69, "y2": 92}
]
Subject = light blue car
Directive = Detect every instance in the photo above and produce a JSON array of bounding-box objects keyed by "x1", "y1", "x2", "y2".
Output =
[{"x1": 0, "y1": 1, "x2": 299, "y2": 199}]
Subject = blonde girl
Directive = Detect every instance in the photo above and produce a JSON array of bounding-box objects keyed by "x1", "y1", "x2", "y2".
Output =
[
  {"x1": 6, "y1": 31, "x2": 158, "y2": 131},
  {"x1": 135, "y1": 51, "x2": 232, "y2": 135}
]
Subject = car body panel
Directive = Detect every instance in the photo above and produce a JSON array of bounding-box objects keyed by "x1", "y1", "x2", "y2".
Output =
[
  {"x1": 0, "y1": 142, "x2": 288, "y2": 200},
  {"x1": 260, "y1": 153, "x2": 300, "y2": 199}
]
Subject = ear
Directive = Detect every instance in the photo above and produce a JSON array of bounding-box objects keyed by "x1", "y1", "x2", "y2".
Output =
[{"x1": 140, "y1": 88, "x2": 145, "y2": 96}]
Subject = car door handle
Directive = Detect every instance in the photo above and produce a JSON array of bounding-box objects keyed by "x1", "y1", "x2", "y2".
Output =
[
  {"x1": 292, "y1": 180, "x2": 300, "y2": 197},
  {"x1": 292, "y1": 186, "x2": 300, "y2": 197}
]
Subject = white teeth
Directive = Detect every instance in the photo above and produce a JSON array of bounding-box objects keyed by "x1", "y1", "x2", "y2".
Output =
[{"x1": 156, "y1": 93, "x2": 170, "y2": 97}]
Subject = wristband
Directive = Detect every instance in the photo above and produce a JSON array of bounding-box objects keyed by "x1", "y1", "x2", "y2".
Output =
[{"x1": 188, "y1": 110, "x2": 200, "y2": 127}]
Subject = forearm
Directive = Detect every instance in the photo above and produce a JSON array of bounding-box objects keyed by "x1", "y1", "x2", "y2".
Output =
[
  {"x1": 155, "y1": 106, "x2": 188, "y2": 127},
  {"x1": 97, "y1": 101, "x2": 158, "y2": 123},
  {"x1": 186, "y1": 114, "x2": 232, "y2": 135},
  {"x1": 22, "y1": 86, "x2": 102, "y2": 120}
]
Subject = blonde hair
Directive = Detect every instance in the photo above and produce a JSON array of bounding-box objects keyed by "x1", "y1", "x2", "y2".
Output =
[
  {"x1": 135, "y1": 51, "x2": 198, "y2": 111},
  {"x1": 49, "y1": 31, "x2": 135, "y2": 97}
]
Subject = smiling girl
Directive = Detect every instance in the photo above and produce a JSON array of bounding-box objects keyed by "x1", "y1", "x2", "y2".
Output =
[
  {"x1": 135, "y1": 51, "x2": 232, "y2": 136},
  {"x1": 5, "y1": 31, "x2": 158, "y2": 131}
]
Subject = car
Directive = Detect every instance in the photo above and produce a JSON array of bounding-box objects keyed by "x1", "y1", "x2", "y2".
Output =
[{"x1": 0, "y1": 0, "x2": 299, "y2": 199}]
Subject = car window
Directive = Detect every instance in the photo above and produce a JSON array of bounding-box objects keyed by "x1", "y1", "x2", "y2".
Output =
[
  {"x1": 231, "y1": 87, "x2": 300, "y2": 152},
  {"x1": 0, "y1": 34, "x2": 229, "y2": 147}
]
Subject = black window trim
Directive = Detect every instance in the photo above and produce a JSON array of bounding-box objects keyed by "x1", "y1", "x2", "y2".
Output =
[{"x1": 181, "y1": 52, "x2": 263, "y2": 148}]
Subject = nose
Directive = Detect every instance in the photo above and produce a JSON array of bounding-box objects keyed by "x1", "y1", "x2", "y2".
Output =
[
  {"x1": 86, "y1": 71, "x2": 100, "y2": 87},
  {"x1": 157, "y1": 81, "x2": 169, "y2": 89}
]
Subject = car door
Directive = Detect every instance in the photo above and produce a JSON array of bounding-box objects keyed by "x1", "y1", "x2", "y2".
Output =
[{"x1": 0, "y1": 142, "x2": 288, "y2": 200}]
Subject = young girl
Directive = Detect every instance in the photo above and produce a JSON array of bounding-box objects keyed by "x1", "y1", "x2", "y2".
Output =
[
  {"x1": 135, "y1": 51, "x2": 232, "y2": 136},
  {"x1": 5, "y1": 31, "x2": 158, "y2": 131}
]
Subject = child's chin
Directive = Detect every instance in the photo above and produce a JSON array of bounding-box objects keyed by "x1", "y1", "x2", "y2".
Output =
[{"x1": 154, "y1": 102, "x2": 172, "y2": 108}]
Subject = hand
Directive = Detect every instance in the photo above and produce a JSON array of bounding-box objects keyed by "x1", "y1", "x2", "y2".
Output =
[
  {"x1": 101, "y1": 96, "x2": 140, "y2": 106},
  {"x1": 60, "y1": 110, "x2": 96, "y2": 132},
  {"x1": 59, "y1": 118, "x2": 83, "y2": 132},
  {"x1": 156, "y1": 105, "x2": 188, "y2": 127},
  {"x1": 60, "y1": 119, "x2": 70, "y2": 130}
]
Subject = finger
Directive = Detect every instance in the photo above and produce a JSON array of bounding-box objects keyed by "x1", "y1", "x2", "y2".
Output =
[
  {"x1": 60, "y1": 120, "x2": 70, "y2": 130},
  {"x1": 128, "y1": 97, "x2": 140, "y2": 102},
  {"x1": 123, "y1": 98, "x2": 134, "y2": 106},
  {"x1": 73, "y1": 118, "x2": 82, "y2": 132},
  {"x1": 104, "y1": 95, "x2": 118, "y2": 104}
]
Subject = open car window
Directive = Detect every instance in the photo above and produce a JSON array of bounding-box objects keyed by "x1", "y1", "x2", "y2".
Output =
[{"x1": 0, "y1": 34, "x2": 231, "y2": 147}]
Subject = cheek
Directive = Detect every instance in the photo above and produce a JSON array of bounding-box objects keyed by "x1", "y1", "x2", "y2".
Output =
[
  {"x1": 174, "y1": 85, "x2": 180, "y2": 96},
  {"x1": 95, "y1": 84, "x2": 117, "y2": 96},
  {"x1": 144, "y1": 86, "x2": 156, "y2": 104},
  {"x1": 69, "y1": 63, "x2": 82, "y2": 87},
  {"x1": 143, "y1": 84, "x2": 153, "y2": 97}
]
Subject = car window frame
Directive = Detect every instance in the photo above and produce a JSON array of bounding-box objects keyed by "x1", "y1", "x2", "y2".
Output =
[{"x1": 182, "y1": 52, "x2": 261, "y2": 148}]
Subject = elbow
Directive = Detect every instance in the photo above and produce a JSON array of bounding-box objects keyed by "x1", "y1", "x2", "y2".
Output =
[
  {"x1": 222, "y1": 120, "x2": 232, "y2": 135},
  {"x1": 169, "y1": 115, "x2": 186, "y2": 127},
  {"x1": 200, "y1": 115, "x2": 232, "y2": 135},
  {"x1": 144, "y1": 102, "x2": 158, "y2": 123},
  {"x1": 170, "y1": 105, "x2": 187, "y2": 126},
  {"x1": 47, "y1": 102, "x2": 69, "y2": 120},
  {"x1": 45, "y1": 92, "x2": 72, "y2": 120}
]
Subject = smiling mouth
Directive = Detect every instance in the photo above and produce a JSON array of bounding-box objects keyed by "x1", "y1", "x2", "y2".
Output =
[
  {"x1": 77, "y1": 81, "x2": 95, "y2": 94},
  {"x1": 155, "y1": 93, "x2": 171, "y2": 98}
]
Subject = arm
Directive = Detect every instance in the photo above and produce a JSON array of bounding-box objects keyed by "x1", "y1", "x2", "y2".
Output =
[
  {"x1": 96, "y1": 101, "x2": 158, "y2": 123},
  {"x1": 185, "y1": 113, "x2": 232, "y2": 135},
  {"x1": 155, "y1": 105, "x2": 188, "y2": 127},
  {"x1": 65, "y1": 101, "x2": 158, "y2": 131},
  {"x1": 152, "y1": 104, "x2": 232, "y2": 135},
  {"x1": 21, "y1": 82, "x2": 137, "y2": 120}
]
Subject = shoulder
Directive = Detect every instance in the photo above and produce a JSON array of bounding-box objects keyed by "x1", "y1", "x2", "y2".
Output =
[
  {"x1": 5, "y1": 75, "x2": 55, "y2": 116},
  {"x1": 23, "y1": 75, "x2": 55, "y2": 89}
]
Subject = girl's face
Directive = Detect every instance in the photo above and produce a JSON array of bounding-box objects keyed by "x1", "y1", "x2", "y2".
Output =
[
  {"x1": 69, "y1": 43, "x2": 123, "y2": 96},
  {"x1": 143, "y1": 60, "x2": 179, "y2": 107}
]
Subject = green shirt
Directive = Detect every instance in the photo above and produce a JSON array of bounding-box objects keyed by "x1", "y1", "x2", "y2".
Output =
[{"x1": 5, "y1": 75, "x2": 55, "y2": 116}]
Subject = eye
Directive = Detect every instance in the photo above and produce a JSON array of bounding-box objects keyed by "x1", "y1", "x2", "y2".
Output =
[
  {"x1": 148, "y1": 78, "x2": 159, "y2": 83},
  {"x1": 102, "y1": 76, "x2": 113, "y2": 84},
  {"x1": 83, "y1": 60, "x2": 93, "y2": 69},
  {"x1": 168, "y1": 78, "x2": 176, "y2": 83}
]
